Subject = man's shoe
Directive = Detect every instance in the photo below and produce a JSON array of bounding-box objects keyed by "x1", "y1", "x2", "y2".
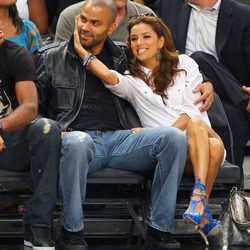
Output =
[
  {"x1": 57, "y1": 227, "x2": 88, "y2": 250},
  {"x1": 146, "y1": 226, "x2": 181, "y2": 249},
  {"x1": 24, "y1": 224, "x2": 55, "y2": 250}
]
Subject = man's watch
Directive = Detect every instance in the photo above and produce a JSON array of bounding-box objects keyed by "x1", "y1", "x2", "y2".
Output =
[{"x1": 0, "y1": 122, "x2": 4, "y2": 136}]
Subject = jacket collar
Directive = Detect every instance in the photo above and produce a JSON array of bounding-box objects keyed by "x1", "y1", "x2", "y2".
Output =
[
  {"x1": 177, "y1": 1, "x2": 192, "y2": 53},
  {"x1": 216, "y1": 0, "x2": 233, "y2": 56}
]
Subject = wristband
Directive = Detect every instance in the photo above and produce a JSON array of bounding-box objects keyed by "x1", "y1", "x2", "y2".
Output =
[{"x1": 82, "y1": 53, "x2": 96, "y2": 70}]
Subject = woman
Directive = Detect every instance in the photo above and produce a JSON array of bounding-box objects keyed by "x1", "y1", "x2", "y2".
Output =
[
  {"x1": 0, "y1": 0, "x2": 44, "y2": 55},
  {"x1": 74, "y1": 14, "x2": 224, "y2": 244}
]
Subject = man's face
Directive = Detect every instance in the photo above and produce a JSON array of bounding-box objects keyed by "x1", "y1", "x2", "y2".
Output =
[
  {"x1": 77, "y1": 4, "x2": 115, "y2": 50},
  {"x1": 113, "y1": 0, "x2": 128, "y2": 10}
]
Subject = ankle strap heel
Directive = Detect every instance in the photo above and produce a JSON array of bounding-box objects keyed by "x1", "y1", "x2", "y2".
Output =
[{"x1": 183, "y1": 177, "x2": 206, "y2": 226}]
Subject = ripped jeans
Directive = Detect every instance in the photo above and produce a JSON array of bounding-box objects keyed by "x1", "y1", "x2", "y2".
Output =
[
  {"x1": 0, "y1": 118, "x2": 61, "y2": 226},
  {"x1": 59, "y1": 127, "x2": 187, "y2": 232}
]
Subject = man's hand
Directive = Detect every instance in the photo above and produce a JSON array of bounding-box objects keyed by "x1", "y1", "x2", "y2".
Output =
[
  {"x1": 246, "y1": 100, "x2": 250, "y2": 113},
  {"x1": 193, "y1": 81, "x2": 214, "y2": 112},
  {"x1": 0, "y1": 136, "x2": 5, "y2": 152},
  {"x1": 242, "y1": 85, "x2": 250, "y2": 94},
  {"x1": 74, "y1": 15, "x2": 89, "y2": 60},
  {"x1": 242, "y1": 86, "x2": 250, "y2": 112}
]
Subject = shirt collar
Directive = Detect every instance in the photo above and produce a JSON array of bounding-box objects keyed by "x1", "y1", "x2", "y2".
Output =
[{"x1": 188, "y1": 0, "x2": 221, "y2": 12}]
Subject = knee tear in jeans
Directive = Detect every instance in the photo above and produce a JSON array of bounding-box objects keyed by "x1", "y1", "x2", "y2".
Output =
[
  {"x1": 43, "y1": 119, "x2": 52, "y2": 134},
  {"x1": 77, "y1": 134, "x2": 87, "y2": 142}
]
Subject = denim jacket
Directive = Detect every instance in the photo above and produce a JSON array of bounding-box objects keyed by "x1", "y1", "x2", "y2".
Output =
[{"x1": 35, "y1": 37, "x2": 141, "y2": 131}]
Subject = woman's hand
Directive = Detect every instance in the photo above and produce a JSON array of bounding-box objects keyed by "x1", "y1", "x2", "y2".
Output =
[{"x1": 74, "y1": 15, "x2": 89, "y2": 60}]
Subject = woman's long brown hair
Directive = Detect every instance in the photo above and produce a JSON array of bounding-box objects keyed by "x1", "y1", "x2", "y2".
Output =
[{"x1": 127, "y1": 15, "x2": 183, "y2": 103}]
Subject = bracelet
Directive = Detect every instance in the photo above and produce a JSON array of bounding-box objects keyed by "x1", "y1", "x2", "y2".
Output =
[
  {"x1": 82, "y1": 53, "x2": 96, "y2": 70},
  {"x1": 82, "y1": 53, "x2": 92, "y2": 66}
]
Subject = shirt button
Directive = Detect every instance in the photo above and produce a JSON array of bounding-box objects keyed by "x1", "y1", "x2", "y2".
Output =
[{"x1": 145, "y1": 91, "x2": 147, "y2": 94}]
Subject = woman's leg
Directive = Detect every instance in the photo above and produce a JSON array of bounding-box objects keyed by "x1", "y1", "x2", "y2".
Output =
[
  {"x1": 205, "y1": 137, "x2": 224, "y2": 205},
  {"x1": 185, "y1": 118, "x2": 224, "y2": 215}
]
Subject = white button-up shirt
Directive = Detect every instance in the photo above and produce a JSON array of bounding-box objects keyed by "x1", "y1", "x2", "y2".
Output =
[
  {"x1": 185, "y1": 0, "x2": 221, "y2": 61},
  {"x1": 104, "y1": 54, "x2": 211, "y2": 128}
]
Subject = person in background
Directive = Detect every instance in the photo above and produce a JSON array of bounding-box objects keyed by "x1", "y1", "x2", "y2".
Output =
[
  {"x1": 36, "y1": 0, "x2": 188, "y2": 249},
  {"x1": 133, "y1": 0, "x2": 157, "y2": 11},
  {"x1": 16, "y1": 0, "x2": 49, "y2": 35},
  {"x1": 74, "y1": 13, "x2": 224, "y2": 246},
  {"x1": 0, "y1": 22, "x2": 61, "y2": 250},
  {"x1": 0, "y1": 1, "x2": 44, "y2": 55},
  {"x1": 156, "y1": 0, "x2": 250, "y2": 169},
  {"x1": 55, "y1": 0, "x2": 155, "y2": 43}
]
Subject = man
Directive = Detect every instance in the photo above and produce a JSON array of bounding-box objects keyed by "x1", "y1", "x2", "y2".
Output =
[
  {"x1": 156, "y1": 0, "x2": 250, "y2": 168},
  {"x1": 0, "y1": 23, "x2": 61, "y2": 249},
  {"x1": 55, "y1": 0, "x2": 155, "y2": 43},
  {"x1": 36, "y1": 0, "x2": 188, "y2": 249}
]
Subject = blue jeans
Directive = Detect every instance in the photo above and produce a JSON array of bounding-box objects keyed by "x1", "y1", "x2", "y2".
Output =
[
  {"x1": 0, "y1": 118, "x2": 61, "y2": 226},
  {"x1": 59, "y1": 127, "x2": 187, "y2": 232}
]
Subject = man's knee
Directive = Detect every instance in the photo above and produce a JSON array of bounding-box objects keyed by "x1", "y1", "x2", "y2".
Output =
[
  {"x1": 62, "y1": 132, "x2": 93, "y2": 153},
  {"x1": 153, "y1": 127, "x2": 187, "y2": 147},
  {"x1": 190, "y1": 51, "x2": 216, "y2": 65},
  {"x1": 28, "y1": 117, "x2": 61, "y2": 139}
]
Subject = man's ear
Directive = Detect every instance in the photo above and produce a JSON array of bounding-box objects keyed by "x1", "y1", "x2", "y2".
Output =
[{"x1": 107, "y1": 22, "x2": 117, "y2": 36}]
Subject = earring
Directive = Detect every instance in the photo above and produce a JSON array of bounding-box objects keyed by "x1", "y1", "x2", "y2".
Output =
[
  {"x1": 156, "y1": 49, "x2": 162, "y2": 61},
  {"x1": 131, "y1": 56, "x2": 137, "y2": 64}
]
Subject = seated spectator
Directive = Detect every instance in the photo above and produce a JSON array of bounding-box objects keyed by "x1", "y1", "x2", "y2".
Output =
[
  {"x1": 74, "y1": 13, "x2": 224, "y2": 245},
  {"x1": 0, "y1": 22, "x2": 61, "y2": 250},
  {"x1": 156, "y1": 0, "x2": 250, "y2": 168},
  {"x1": 16, "y1": 0, "x2": 49, "y2": 35},
  {"x1": 55, "y1": 0, "x2": 155, "y2": 43},
  {"x1": 133, "y1": 0, "x2": 157, "y2": 11},
  {"x1": 36, "y1": 0, "x2": 188, "y2": 249},
  {"x1": 0, "y1": 2, "x2": 44, "y2": 55},
  {"x1": 46, "y1": 0, "x2": 81, "y2": 33}
]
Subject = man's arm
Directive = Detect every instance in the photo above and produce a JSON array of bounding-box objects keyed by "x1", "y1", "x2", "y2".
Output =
[
  {"x1": 0, "y1": 81, "x2": 38, "y2": 132},
  {"x1": 28, "y1": 0, "x2": 49, "y2": 35}
]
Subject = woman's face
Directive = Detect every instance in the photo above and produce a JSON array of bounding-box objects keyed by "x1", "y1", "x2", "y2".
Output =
[{"x1": 130, "y1": 23, "x2": 164, "y2": 69}]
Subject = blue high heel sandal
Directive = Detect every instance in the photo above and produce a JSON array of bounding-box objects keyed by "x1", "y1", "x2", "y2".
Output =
[
  {"x1": 196, "y1": 205, "x2": 222, "y2": 246},
  {"x1": 183, "y1": 177, "x2": 206, "y2": 226}
]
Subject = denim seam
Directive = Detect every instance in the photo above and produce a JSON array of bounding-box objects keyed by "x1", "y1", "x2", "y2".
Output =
[
  {"x1": 146, "y1": 218, "x2": 174, "y2": 233},
  {"x1": 110, "y1": 142, "x2": 159, "y2": 157},
  {"x1": 60, "y1": 215, "x2": 84, "y2": 232}
]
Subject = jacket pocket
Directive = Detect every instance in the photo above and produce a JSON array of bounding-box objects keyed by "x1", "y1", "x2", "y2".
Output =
[{"x1": 50, "y1": 75, "x2": 79, "y2": 110}]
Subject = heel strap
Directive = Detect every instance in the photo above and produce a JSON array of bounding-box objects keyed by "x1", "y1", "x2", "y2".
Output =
[
  {"x1": 193, "y1": 177, "x2": 206, "y2": 192},
  {"x1": 202, "y1": 205, "x2": 214, "y2": 222}
]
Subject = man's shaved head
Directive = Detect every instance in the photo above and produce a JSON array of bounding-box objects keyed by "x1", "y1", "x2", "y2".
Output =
[{"x1": 83, "y1": 0, "x2": 117, "y2": 23}]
